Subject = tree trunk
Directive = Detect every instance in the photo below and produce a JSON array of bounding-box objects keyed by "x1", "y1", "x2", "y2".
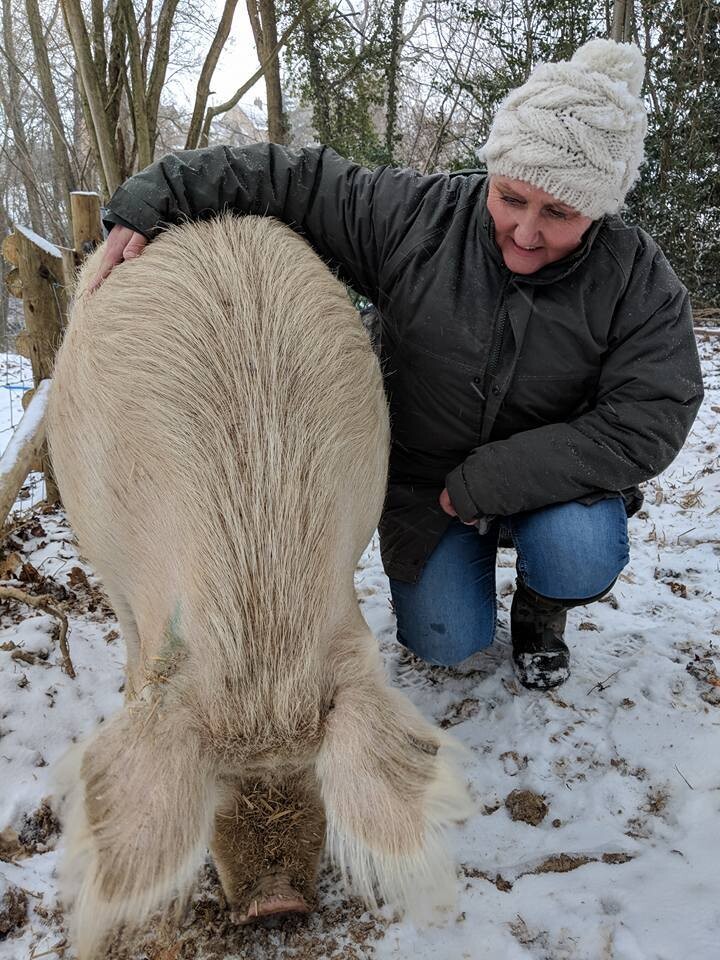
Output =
[
  {"x1": 611, "y1": 0, "x2": 628, "y2": 40},
  {"x1": 106, "y1": 4, "x2": 128, "y2": 149},
  {"x1": 121, "y1": 0, "x2": 153, "y2": 169},
  {"x1": 247, "y1": 0, "x2": 288, "y2": 143},
  {"x1": 300, "y1": 5, "x2": 332, "y2": 144},
  {"x1": 0, "y1": 0, "x2": 46, "y2": 233},
  {"x1": 90, "y1": 0, "x2": 107, "y2": 91},
  {"x1": 60, "y1": 0, "x2": 121, "y2": 194},
  {"x1": 385, "y1": 0, "x2": 405, "y2": 162},
  {"x1": 24, "y1": 0, "x2": 77, "y2": 225},
  {"x1": 145, "y1": 0, "x2": 181, "y2": 155},
  {"x1": 186, "y1": 0, "x2": 240, "y2": 149},
  {"x1": 198, "y1": 0, "x2": 311, "y2": 146}
]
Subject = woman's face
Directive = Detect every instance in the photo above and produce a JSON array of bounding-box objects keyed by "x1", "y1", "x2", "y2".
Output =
[{"x1": 486, "y1": 176, "x2": 594, "y2": 274}]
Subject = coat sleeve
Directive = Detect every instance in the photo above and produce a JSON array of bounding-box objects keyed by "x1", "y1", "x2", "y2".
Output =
[
  {"x1": 104, "y1": 142, "x2": 447, "y2": 304},
  {"x1": 445, "y1": 240, "x2": 705, "y2": 521}
]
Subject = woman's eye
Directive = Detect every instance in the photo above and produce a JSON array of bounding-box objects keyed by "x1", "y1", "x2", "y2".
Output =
[
  {"x1": 547, "y1": 208, "x2": 568, "y2": 220},
  {"x1": 501, "y1": 195, "x2": 521, "y2": 205}
]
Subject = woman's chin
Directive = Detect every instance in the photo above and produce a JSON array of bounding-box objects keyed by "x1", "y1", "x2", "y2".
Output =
[
  {"x1": 499, "y1": 239, "x2": 548, "y2": 274},
  {"x1": 503, "y1": 251, "x2": 544, "y2": 274}
]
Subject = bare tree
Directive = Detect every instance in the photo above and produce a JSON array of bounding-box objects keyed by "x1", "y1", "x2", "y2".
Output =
[
  {"x1": 198, "y1": 0, "x2": 313, "y2": 146},
  {"x1": 0, "y1": 0, "x2": 46, "y2": 232},
  {"x1": 246, "y1": 0, "x2": 287, "y2": 142},
  {"x1": 60, "y1": 0, "x2": 121, "y2": 192},
  {"x1": 24, "y1": 0, "x2": 77, "y2": 219},
  {"x1": 59, "y1": 0, "x2": 185, "y2": 193},
  {"x1": 185, "y1": 0, "x2": 240, "y2": 149}
]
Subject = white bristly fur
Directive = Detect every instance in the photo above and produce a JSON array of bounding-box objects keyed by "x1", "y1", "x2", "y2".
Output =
[{"x1": 48, "y1": 216, "x2": 474, "y2": 958}]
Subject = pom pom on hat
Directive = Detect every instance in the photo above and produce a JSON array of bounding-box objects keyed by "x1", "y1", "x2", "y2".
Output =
[
  {"x1": 571, "y1": 37, "x2": 645, "y2": 96},
  {"x1": 481, "y1": 38, "x2": 648, "y2": 219}
]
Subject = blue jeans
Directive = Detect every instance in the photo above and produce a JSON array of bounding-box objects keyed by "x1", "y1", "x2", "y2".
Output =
[{"x1": 389, "y1": 498, "x2": 630, "y2": 666}]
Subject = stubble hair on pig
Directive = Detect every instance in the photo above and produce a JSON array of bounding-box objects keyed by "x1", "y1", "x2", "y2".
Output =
[{"x1": 48, "y1": 214, "x2": 474, "y2": 958}]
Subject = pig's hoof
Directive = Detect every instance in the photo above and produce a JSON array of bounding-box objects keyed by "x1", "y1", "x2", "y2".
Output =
[{"x1": 232, "y1": 875, "x2": 311, "y2": 924}]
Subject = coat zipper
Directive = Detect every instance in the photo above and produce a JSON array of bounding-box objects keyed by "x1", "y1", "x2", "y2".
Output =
[
  {"x1": 478, "y1": 279, "x2": 510, "y2": 443},
  {"x1": 484, "y1": 274, "x2": 510, "y2": 389},
  {"x1": 486, "y1": 307, "x2": 508, "y2": 381}
]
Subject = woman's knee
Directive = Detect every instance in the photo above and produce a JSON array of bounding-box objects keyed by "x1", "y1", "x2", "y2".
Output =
[
  {"x1": 397, "y1": 618, "x2": 496, "y2": 666},
  {"x1": 389, "y1": 578, "x2": 496, "y2": 666},
  {"x1": 388, "y1": 519, "x2": 499, "y2": 665},
  {"x1": 511, "y1": 498, "x2": 630, "y2": 600}
]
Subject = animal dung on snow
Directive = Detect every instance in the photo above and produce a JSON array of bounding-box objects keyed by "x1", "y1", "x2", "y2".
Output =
[{"x1": 47, "y1": 215, "x2": 473, "y2": 957}]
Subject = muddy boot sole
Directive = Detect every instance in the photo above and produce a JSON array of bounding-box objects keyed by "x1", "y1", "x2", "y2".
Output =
[{"x1": 512, "y1": 648, "x2": 570, "y2": 690}]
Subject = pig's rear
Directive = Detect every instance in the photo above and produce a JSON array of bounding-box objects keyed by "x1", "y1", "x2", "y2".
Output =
[{"x1": 48, "y1": 216, "x2": 472, "y2": 958}]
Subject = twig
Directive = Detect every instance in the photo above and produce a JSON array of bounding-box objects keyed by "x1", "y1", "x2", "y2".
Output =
[
  {"x1": 0, "y1": 585, "x2": 75, "y2": 678},
  {"x1": 674, "y1": 765, "x2": 694, "y2": 790},
  {"x1": 586, "y1": 670, "x2": 621, "y2": 696},
  {"x1": 29, "y1": 939, "x2": 67, "y2": 958}
]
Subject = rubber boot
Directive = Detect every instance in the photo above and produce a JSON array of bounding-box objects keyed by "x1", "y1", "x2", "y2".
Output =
[
  {"x1": 511, "y1": 581, "x2": 571, "y2": 690},
  {"x1": 511, "y1": 577, "x2": 618, "y2": 690}
]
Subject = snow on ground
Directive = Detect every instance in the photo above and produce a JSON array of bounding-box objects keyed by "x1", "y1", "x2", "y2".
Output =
[
  {"x1": 0, "y1": 335, "x2": 718, "y2": 960},
  {"x1": 0, "y1": 353, "x2": 45, "y2": 513}
]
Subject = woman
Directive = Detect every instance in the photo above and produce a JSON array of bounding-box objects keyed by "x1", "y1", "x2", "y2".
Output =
[{"x1": 92, "y1": 38, "x2": 703, "y2": 693}]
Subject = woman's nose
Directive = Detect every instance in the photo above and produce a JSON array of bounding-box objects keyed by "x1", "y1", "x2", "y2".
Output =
[{"x1": 513, "y1": 213, "x2": 541, "y2": 246}]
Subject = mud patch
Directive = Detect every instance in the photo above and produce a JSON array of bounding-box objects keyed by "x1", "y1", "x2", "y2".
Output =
[
  {"x1": 527, "y1": 851, "x2": 636, "y2": 877},
  {"x1": 601, "y1": 852, "x2": 634, "y2": 865},
  {"x1": 440, "y1": 698, "x2": 480, "y2": 728},
  {"x1": 0, "y1": 883, "x2": 28, "y2": 938},
  {"x1": 686, "y1": 655, "x2": 720, "y2": 705},
  {"x1": 0, "y1": 829, "x2": 25, "y2": 863},
  {"x1": 18, "y1": 799, "x2": 60, "y2": 853},
  {"x1": 461, "y1": 864, "x2": 513, "y2": 892},
  {"x1": 531, "y1": 853, "x2": 593, "y2": 874},
  {"x1": 462, "y1": 850, "x2": 636, "y2": 892},
  {"x1": 505, "y1": 789, "x2": 548, "y2": 826}
]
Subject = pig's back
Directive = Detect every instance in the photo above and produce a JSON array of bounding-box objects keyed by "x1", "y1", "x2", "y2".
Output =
[{"x1": 49, "y1": 216, "x2": 389, "y2": 706}]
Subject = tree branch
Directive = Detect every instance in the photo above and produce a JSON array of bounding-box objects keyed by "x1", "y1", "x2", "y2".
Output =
[
  {"x1": 185, "y1": 0, "x2": 240, "y2": 149},
  {"x1": 199, "y1": 0, "x2": 315, "y2": 147}
]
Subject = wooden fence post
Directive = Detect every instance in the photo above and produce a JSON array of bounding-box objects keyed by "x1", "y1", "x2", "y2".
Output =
[
  {"x1": 70, "y1": 191, "x2": 103, "y2": 261},
  {"x1": 1, "y1": 196, "x2": 102, "y2": 518}
]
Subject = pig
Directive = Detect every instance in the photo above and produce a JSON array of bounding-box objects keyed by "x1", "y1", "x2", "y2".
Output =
[{"x1": 47, "y1": 214, "x2": 473, "y2": 958}]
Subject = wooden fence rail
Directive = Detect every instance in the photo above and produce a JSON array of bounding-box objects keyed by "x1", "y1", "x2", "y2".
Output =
[
  {"x1": 0, "y1": 379, "x2": 52, "y2": 523},
  {"x1": 1, "y1": 191, "x2": 103, "y2": 527}
]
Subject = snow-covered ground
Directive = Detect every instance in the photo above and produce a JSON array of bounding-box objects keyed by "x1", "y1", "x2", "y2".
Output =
[
  {"x1": 1, "y1": 335, "x2": 718, "y2": 960},
  {"x1": 0, "y1": 352, "x2": 45, "y2": 514}
]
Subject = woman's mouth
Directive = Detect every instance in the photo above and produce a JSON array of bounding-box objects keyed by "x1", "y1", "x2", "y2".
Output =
[{"x1": 511, "y1": 238, "x2": 543, "y2": 256}]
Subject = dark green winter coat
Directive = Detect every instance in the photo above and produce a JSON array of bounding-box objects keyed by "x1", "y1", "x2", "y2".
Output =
[{"x1": 104, "y1": 143, "x2": 704, "y2": 584}]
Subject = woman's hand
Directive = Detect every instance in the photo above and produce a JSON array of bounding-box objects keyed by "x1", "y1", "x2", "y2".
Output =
[
  {"x1": 439, "y1": 487, "x2": 458, "y2": 517},
  {"x1": 88, "y1": 226, "x2": 148, "y2": 292},
  {"x1": 440, "y1": 486, "x2": 480, "y2": 526},
  {"x1": 440, "y1": 487, "x2": 493, "y2": 531}
]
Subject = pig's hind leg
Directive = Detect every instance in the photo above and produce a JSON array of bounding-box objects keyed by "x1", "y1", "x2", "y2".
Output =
[
  {"x1": 212, "y1": 769, "x2": 326, "y2": 923},
  {"x1": 57, "y1": 700, "x2": 218, "y2": 960},
  {"x1": 314, "y1": 618, "x2": 474, "y2": 917},
  {"x1": 100, "y1": 581, "x2": 144, "y2": 699}
]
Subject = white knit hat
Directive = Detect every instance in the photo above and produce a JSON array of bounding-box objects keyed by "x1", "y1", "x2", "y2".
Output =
[{"x1": 481, "y1": 39, "x2": 648, "y2": 219}]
